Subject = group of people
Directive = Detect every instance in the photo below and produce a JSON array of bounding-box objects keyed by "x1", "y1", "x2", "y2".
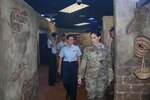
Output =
[
  {"x1": 47, "y1": 33, "x2": 67, "y2": 86},
  {"x1": 47, "y1": 28, "x2": 115, "y2": 100}
]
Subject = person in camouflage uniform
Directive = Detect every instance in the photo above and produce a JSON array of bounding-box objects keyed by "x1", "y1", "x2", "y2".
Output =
[
  {"x1": 78, "y1": 30, "x2": 114, "y2": 100},
  {"x1": 109, "y1": 27, "x2": 115, "y2": 71}
]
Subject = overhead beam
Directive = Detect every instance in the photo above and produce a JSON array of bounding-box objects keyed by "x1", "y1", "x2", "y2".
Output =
[{"x1": 136, "y1": 0, "x2": 150, "y2": 8}]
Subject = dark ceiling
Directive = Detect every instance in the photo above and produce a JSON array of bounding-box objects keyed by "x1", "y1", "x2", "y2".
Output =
[{"x1": 24, "y1": 0, "x2": 113, "y2": 31}]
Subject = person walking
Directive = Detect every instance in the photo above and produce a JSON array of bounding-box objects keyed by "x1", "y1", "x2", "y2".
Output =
[
  {"x1": 109, "y1": 27, "x2": 115, "y2": 71},
  {"x1": 58, "y1": 34, "x2": 82, "y2": 100},
  {"x1": 78, "y1": 30, "x2": 114, "y2": 100},
  {"x1": 56, "y1": 33, "x2": 67, "y2": 81}
]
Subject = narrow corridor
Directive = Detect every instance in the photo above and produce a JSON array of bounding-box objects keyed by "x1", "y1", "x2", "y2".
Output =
[{"x1": 38, "y1": 64, "x2": 88, "y2": 100}]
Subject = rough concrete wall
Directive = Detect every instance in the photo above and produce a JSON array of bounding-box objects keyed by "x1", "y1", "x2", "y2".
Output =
[
  {"x1": 115, "y1": 0, "x2": 138, "y2": 63},
  {"x1": 114, "y1": 0, "x2": 150, "y2": 100},
  {"x1": 0, "y1": 0, "x2": 41, "y2": 100},
  {"x1": 143, "y1": 4, "x2": 150, "y2": 39},
  {"x1": 0, "y1": 1, "x2": 6, "y2": 99}
]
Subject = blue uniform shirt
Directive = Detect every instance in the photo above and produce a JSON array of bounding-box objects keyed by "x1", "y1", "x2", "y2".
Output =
[
  {"x1": 57, "y1": 41, "x2": 67, "y2": 50},
  {"x1": 47, "y1": 39, "x2": 57, "y2": 54},
  {"x1": 59, "y1": 44, "x2": 82, "y2": 62}
]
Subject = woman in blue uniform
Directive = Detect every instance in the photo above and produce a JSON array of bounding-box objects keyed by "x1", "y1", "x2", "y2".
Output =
[{"x1": 58, "y1": 34, "x2": 82, "y2": 100}]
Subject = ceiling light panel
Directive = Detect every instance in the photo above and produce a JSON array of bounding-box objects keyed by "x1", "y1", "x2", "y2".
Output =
[
  {"x1": 74, "y1": 22, "x2": 89, "y2": 26},
  {"x1": 60, "y1": 3, "x2": 89, "y2": 13}
]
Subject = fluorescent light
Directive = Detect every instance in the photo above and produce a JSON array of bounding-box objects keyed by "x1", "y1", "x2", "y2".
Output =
[
  {"x1": 45, "y1": 18, "x2": 51, "y2": 21},
  {"x1": 41, "y1": 14, "x2": 44, "y2": 17},
  {"x1": 89, "y1": 18, "x2": 95, "y2": 20},
  {"x1": 74, "y1": 22, "x2": 89, "y2": 26},
  {"x1": 60, "y1": 3, "x2": 89, "y2": 13},
  {"x1": 45, "y1": 18, "x2": 55, "y2": 22},
  {"x1": 79, "y1": 15, "x2": 86, "y2": 17}
]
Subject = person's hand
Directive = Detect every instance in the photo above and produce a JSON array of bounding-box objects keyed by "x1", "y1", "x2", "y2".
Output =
[
  {"x1": 78, "y1": 78, "x2": 82, "y2": 85},
  {"x1": 57, "y1": 67, "x2": 61, "y2": 75},
  {"x1": 108, "y1": 79, "x2": 112, "y2": 85}
]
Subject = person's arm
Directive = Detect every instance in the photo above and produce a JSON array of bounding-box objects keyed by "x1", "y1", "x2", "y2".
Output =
[
  {"x1": 57, "y1": 47, "x2": 64, "y2": 75},
  {"x1": 78, "y1": 47, "x2": 88, "y2": 85},
  {"x1": 77, "y1": 46, "x2": 81, "y2": 71},
  {"x1": 56, "y1": 43, "x2": 60, "y2": 57},
  {"x1": 77, "y1": 56, "x2": 81, "y2": 68},
  {"x1": 106, "y1": 50, "x2": 114, "y2": 85},
  {"x1": 52, "y1": 36, "x2": 58, "y2": 47},
  {"x1": 47, "y1": 39, "x2": 52, "y2": 48},
  {"x1": 58, "y1": 57, "x2": 62, "y2": 75}
]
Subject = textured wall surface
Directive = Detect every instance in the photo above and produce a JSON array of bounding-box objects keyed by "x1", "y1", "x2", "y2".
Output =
[
  {"x1": 114, "y1": 0, "x2": 150, "y2": 100},
  {"x1": 0, "y1": 0, "x2": 41, "y2": 100}
]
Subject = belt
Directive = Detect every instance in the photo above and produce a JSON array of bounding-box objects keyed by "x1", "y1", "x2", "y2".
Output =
[{"x1": 63, "y1": 61, "x2": 76, "y2": 63}]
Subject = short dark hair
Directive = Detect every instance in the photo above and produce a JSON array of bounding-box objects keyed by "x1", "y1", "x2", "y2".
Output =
[
  {"x1": 66, "y1": 34, "x2": 74, "y2": 40},
  {"x1": 109, "y1": 27, "x2": 114, "y2": 32},
  {"x1": 51, "y1": 32, "x2": 58, "y2": 37},
  {"x1": 90, "y1": 30, "x2": 101, "y2": 37}
]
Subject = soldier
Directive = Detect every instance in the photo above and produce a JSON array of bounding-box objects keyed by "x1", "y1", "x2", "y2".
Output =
[
  {"x1": 78, "y1": 30, "x2": 114, "y2": 100},
  {"x1": 109, "y1": 27, "x2": 115, "y2": 71}
]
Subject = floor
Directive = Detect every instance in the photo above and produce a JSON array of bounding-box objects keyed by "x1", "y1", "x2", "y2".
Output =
[{"x1": 38, "y1": 64, "x2": 114, "y2": 100}]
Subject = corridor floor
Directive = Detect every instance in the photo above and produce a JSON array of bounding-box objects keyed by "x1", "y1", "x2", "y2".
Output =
[
  {"x1": 38, "y1": 64, "x2": 113, "y2": 100},
  {"x1": 38, "y1": 64, "x2": 88, "y2": 100}
]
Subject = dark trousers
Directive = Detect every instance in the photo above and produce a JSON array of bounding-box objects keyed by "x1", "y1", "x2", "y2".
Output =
[
  {"x1": 48, "y1": 53, "x2": 57, "y2": 84},
  {"x1": 47, "y1": 48, "x2": 51, "y2": 65},
  {"x1": 62, "y1": 61, "x2": 78, "y2": 100}
]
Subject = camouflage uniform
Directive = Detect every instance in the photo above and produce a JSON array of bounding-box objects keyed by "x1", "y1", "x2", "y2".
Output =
[{"x1": 78, "y1": 43, "x2": 114, "y2": 100}]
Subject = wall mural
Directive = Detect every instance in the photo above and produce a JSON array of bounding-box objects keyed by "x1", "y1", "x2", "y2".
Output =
[{"x1": 126, "y1": 7, "x2": 149, "y2": 34}]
